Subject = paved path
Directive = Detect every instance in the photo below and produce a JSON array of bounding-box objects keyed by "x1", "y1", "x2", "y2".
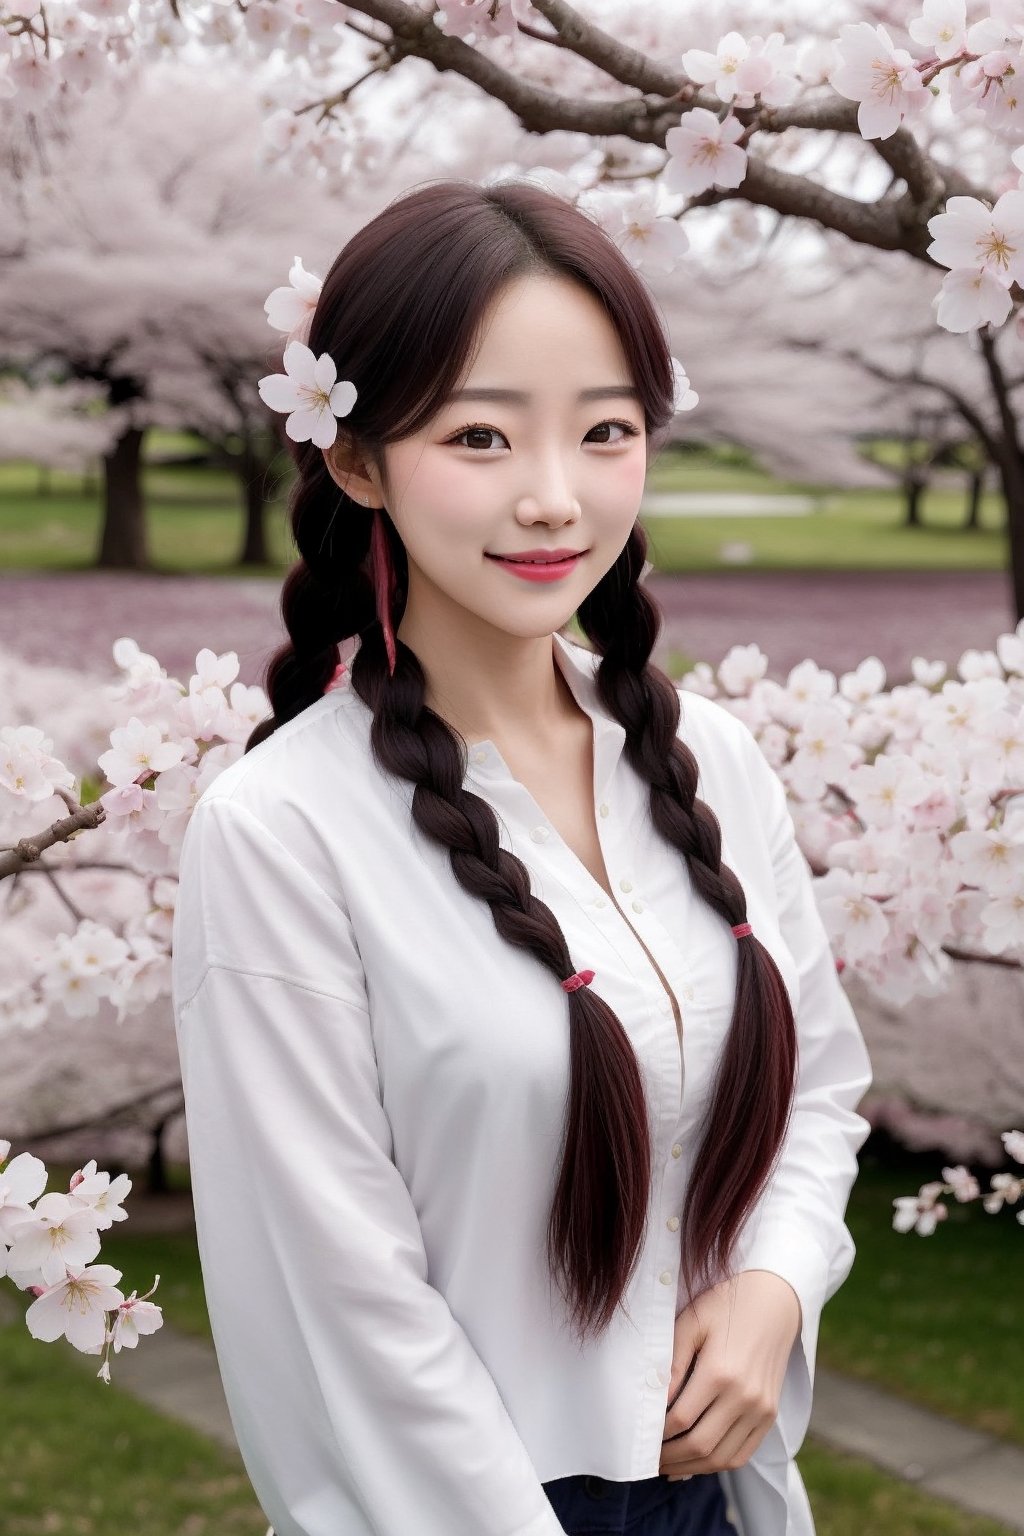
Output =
[
  {"x1": 44, "y1": 1306, "x2": 1023, "y2": 1535},
  {"x1": 640, "y1": 492, "x2": 816, "y2": 516},
  {"x1": 0, "y1": 569, "x2": 1015, "y2": 693}
]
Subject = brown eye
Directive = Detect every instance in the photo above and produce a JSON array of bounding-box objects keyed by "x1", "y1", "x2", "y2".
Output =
[
  {"x1": 587, "y1": 421, "x2": 641, "y2": 444},
  {"x1": 451, "y1": 427, "x2": 507, "y2": 451}
]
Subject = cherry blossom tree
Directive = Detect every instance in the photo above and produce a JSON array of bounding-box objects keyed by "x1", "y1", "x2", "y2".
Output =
[
  {"x1": 0, "y1": 376, "x2": 123, "y2": 474},
  {"x1": 765, "y1": 237, "x2": 1024, "y2": 534},
  {"x1": 0, "y1": 61, "x2": 391, "y2": 568},
  {"x1": 6, "y1": 0, "x2": 1024, "y2": 603}
]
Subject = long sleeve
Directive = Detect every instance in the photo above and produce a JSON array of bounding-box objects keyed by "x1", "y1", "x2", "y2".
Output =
[
  {"x1": 171, "y1": 794, "x2": 565, "y2": 1536},
  {"x1": 730, "y1": 719, "x2": 874, "y2": 1456}
]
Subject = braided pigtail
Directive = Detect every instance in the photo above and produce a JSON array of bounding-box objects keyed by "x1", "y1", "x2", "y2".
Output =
[
  {"x1": 578, "y1": 520, "x2": 799, "y2": 1306},
  {"x1": 245, "y1": 443, "x2": 384, "y2": 753}
]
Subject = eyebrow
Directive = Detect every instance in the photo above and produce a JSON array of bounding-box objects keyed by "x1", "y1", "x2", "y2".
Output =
[{"x1": 448, "y1": 386, "x2": 642, "y2": 403}]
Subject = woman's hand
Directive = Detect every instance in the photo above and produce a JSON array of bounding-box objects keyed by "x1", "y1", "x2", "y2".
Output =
[{"x1": 658, "y1": 1270, "x2": 802, "y2": 1481}]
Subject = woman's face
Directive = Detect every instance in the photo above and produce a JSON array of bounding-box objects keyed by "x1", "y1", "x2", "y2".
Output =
[{"x1": 362, "y1": 272, "x2": 649, "y2": 647}]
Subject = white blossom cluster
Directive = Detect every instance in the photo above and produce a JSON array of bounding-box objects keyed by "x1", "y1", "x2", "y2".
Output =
[
  {"x1": 678, "y1": 623, "x2": 1024, "y2": 1003},
  {"x1": 0, "y1": 1138, "x2": 162, "y2": 1378},
  {"x1": 3, "y1": 617, "x2": 1024, "y2": 1021}
]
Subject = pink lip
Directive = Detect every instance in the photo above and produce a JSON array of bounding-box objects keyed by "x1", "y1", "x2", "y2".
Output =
[
  {"x1": 489, "y1": 548, "x2": 584, "y2": 562},
  {"x1": 486, "y1": 551, "x2": 586, "y2": 583}
]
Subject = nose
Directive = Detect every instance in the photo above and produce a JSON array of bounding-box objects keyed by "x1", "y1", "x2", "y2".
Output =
[{"x1": 516, "y1": 474, "x2": 582, "y2": 523}]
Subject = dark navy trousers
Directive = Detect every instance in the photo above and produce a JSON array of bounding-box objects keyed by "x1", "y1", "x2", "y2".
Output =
[{"x1": 540, "y1": 1470, "x2": 739, "y2": 1535}]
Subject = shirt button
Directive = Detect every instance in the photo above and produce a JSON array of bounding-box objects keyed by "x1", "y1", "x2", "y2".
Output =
[
  {"x1": 682, "y1": 985, "x2": 694, "y2": 1002},
  {"x1": 645, "y1": 1367, "x2": 663, "y2": 1389},
  {"x1": 471, "y1": 748, "x2": 487, "y2": 764},
  {"x1": 659, "y1": 1269, "x2": 673, "y2": 1285},
  {"x1": 667, "y1": 1215, "x2": 680, "y2": 1231},
  {"x1": 631, "y1": 900, "x2": 644, "y2": 913},
  {"x1": 599, "y1": 803, "x2": 609, "y2": 817},
  {"x1": 671, "y1": 1143, "x2": 682, "y2": 1158},
  {"x1": 593, "y1": 896, "x2": 608, "y2": 907},
  {"x1": 659, "y1": 997, "x2": 671, "y2": 1015},
  {"x1": 530, "y1": 826, "x2": 550, "y2": 843},
  {"x1": 619, "y1": 878, "x2": 633, "y2": 892}
]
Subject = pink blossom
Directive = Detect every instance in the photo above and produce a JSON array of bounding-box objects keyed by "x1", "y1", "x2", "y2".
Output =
[
  {"x1": 110, "y1": 1289, "x2": 163, "y2": 1351},
  {"x1": 907, "y1": 0, "x2": 967, "y2": 62},
  {"x1": 932, "y1": 267, "x2": 1014, "y2": 333},
  {"x1": 828, "y1": 22, "x2": 931, "y2": 141},
  {"x1": 670, "y1": 358, "x2": 699, "y2": 413},
  {"x1": 0, "y1": 724, "x2": 77, "y2": 812},
  {"x1": 264, "y1": 255, "x2": 323, "y2": 345},
  {"x1": 97, "y1": 715, "x2": 187, "y2": 789},
  {"x1": 928, "y1": 191, "x2": 1024, "y2": 285},
  {"x1": 682, "y1": 30, "x2": 800, "y2": 109},
  {"x1": 662, "y1": 109, "x2": 747, "y2": 197},
  {"x1": 0, "y1": 1151, "x2": 48, "y2": 1251},
  {"x1": 258, "y1": 339, "x2": 358, "y2": 449},
  {"x1": 586, "y1": 185, "x2": 690, "y2": 277},
  {"x1": 68, "y1": 1160, "x2": 132, "y2": 1232},
  {"x1": 25, "y1": 1262, "x2": 124, "y2": 1352},
  {"x1": 5, "y1": 1192, "x2": 101, "y2": 1287}
]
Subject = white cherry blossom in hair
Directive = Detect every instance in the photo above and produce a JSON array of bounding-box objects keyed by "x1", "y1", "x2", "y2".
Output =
[
  {"x1": 258, "y1": 340, "x2": 358, "y2": 449},
  {"x1": 671, "y1": 356, "x2": 699, "y2": 412},
  {"x1": 264, "y1": 255, "x2": 324, "y2": 344}
]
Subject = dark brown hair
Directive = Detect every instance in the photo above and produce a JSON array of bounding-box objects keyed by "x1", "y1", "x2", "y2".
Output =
[{"x1": 246, "y1": 178, "x2": 798, "y2": 1345}]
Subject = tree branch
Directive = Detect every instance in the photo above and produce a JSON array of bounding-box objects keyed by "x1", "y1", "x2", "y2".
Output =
[
  {"x1": 0, "y1": 797, "x2": 107, "y2": 880},
  {"x1": 18, "y1": 1080, "x2": 184, "y2": 1147},
  {"x1": 784, "y1": 338, "x2": 1002, "y2": 460},
  {"x1": 340, "y1": 0, "x2": 987, "y2": 263}
]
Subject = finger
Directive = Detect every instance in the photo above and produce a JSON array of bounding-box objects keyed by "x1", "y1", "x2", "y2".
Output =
[
  {"x1": 665, "y1": 1319, "x2": 702, "y2": 1410},
  {"x1": 663, "y1": 1409, "x2": 769, "y2": 1479},
  {"x1": 659, "y1": 1401, "x2": 737, "y2": 1476},
  {"x1": 663, "y1": 1361, "x2": 719, "y2": 1446},
  {"x1": 663, "y1": 1351, "x2": 700, "y2": 1429}
]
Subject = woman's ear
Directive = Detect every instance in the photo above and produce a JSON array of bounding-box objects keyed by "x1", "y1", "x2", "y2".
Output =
[{"x1": 322, "y1": 434, "x2": 381, "y2": 509}]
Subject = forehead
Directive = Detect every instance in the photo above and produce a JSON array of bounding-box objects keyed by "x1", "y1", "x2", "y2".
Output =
[{"x1": 457, "y1": 272, "x2": 632, "y2": 390}]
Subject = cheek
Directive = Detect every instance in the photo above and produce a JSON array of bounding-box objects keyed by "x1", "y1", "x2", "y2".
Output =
[
  {"x1": 587, "y1": 448, "x2": 648, "y2": 516},
  {"x1": 388, "y1": 453, "x2": 490, "y2": 567}
]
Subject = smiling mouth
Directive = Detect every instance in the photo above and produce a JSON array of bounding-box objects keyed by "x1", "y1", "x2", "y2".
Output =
[{"x1": 485, "y1": 553, "x2": 587, "y2": 564}]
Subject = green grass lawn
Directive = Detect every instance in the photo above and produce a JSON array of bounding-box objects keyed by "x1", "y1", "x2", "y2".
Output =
[
  {"x1": 0, "y1": 1301, "x2": 268, "y2": 1535},
  {"x1": 0, "y1": 436, "x2": 1008, "y2": 574},
  {"x1": 817, "y1": 1152, "x2": 1024, "y2": 1446}
]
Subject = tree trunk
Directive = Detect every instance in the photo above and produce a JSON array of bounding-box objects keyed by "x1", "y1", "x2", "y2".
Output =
[
  {"x1": 992, "y1": 449, "x2": 1024, "y2": 622},
  {"x1": 903, "y1": 473, "x2": 925, "y2": 528},
  {"x1": 97, "y1": 425, "x2": 149, "y2": 569},
  {"x1": 236, "y1": 431, "x2": 269, "y2": 566},
  {"x1": 965, "y1": 468, "x2": 983, "y2": 530},
  {"x1": 977, "y1": 330, "x2": 1024, "y2": 622},
  {"x1": 146, "y1": 1110, "x2": 176, "y2": 1195}
]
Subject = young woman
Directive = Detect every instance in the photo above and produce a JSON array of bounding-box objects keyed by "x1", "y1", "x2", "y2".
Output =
[{"x1": 171, "y1": 178, "x2": 873, "y2": 1536}]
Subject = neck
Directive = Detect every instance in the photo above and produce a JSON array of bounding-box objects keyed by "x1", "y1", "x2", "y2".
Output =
[{"x1": 396, "y1": 617, "x2": 580, "y2": 749}]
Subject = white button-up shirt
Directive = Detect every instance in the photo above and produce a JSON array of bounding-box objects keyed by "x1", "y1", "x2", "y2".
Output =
[{"x1": 171, "y1": 629, "x2": 873, "y2": 1536}]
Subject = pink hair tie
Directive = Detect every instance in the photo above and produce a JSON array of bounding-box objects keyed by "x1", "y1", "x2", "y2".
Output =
[
  {"x1": 561, "y1": 969, "x2": 595, "y2": 993},
  {"x1": 731, "y1": 923, "x2": 753, "y2": 939}
]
